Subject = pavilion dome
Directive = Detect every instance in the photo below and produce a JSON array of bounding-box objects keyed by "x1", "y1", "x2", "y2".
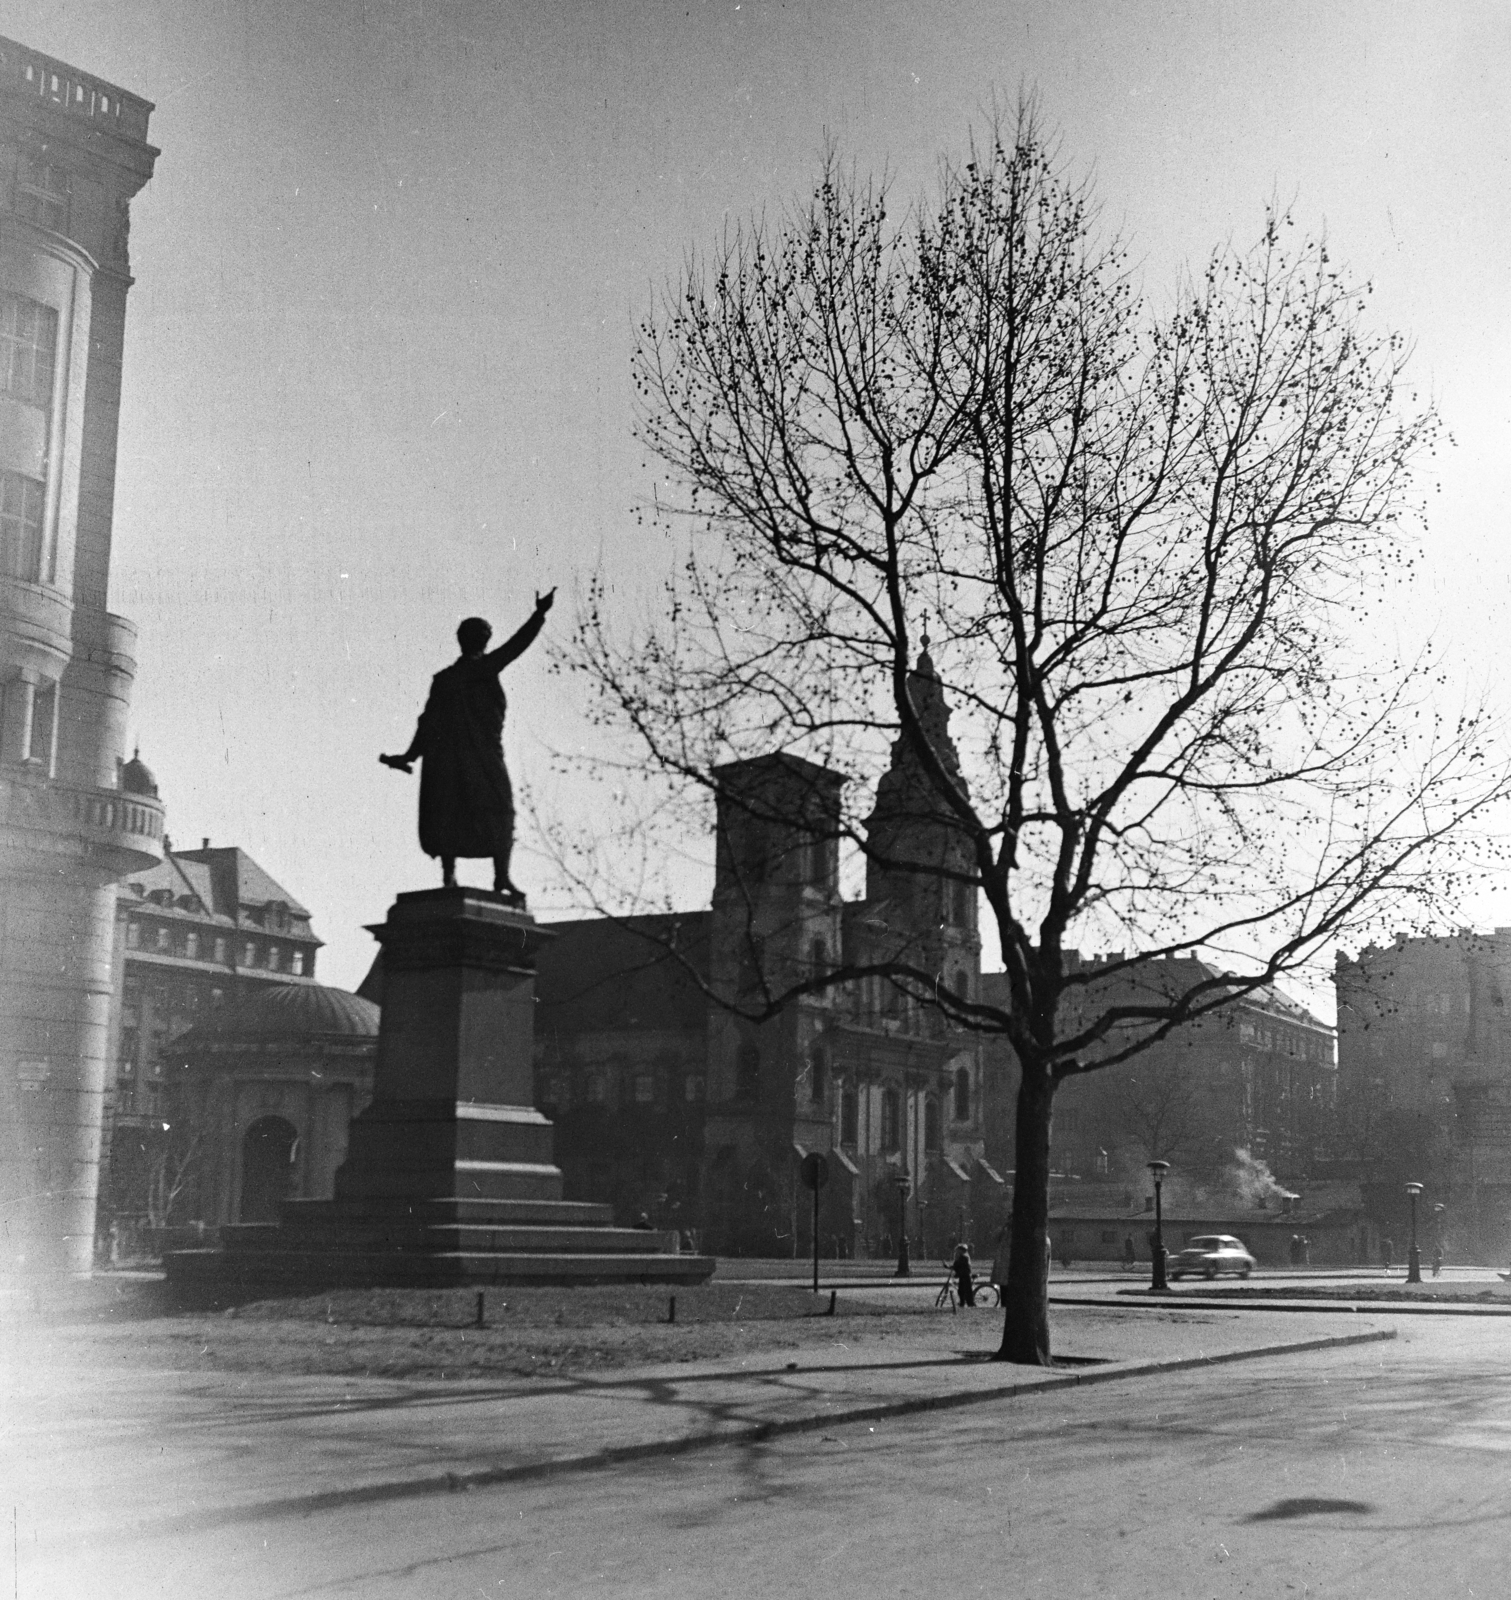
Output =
[
  {"x1": 178, "y1": 982, "x2": 379, "y2": 1047},
  {"x1": 120, "y1": 747, "x2": 159, "y2": 797}
]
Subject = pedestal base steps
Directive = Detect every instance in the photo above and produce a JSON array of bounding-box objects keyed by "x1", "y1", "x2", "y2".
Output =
[
  {"x1": 164, "y1": 889, "x2": 715, "y2": 1303},
  {"x1": 167, "y1": 1196, "x2": 714, "y2": 1302}
]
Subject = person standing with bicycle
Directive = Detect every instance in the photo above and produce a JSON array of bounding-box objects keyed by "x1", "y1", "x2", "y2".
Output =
[{"x1": 951, "y1": 1242, "x2": 976, "y2": 1307}]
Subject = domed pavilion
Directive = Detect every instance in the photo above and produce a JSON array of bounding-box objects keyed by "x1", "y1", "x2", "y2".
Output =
[{"x1": 170, "y1": 981, "x2": 379, "y2": 1227}]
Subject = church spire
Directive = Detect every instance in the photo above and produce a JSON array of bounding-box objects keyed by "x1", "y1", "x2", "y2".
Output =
[{"x1": 863, "y1": 644, "x2": 970, "y2": 917}]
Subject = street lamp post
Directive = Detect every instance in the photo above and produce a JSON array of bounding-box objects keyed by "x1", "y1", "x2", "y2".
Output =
[
  {"x1": 1148, "y1": 1160, "x2": 1171, "y2": 1292},
  {"x1": 1405, "y1": 1181, "x2": 1423, "y2": 1284},
  {"x1": 894, "y1": 1169, "x2": 912, "y2": 1277}
]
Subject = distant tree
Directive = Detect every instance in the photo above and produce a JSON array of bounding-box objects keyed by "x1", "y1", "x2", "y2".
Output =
[
  {"x1": 567, "y1": 103, "x2": 1510, "y2": 1364},
  {"x1": 1107, "y1": 1055, "x2": 1211, "y2": 1173},
  {"x1": 144, "y1": 1119, "x2": 203, "y2": 1231}
]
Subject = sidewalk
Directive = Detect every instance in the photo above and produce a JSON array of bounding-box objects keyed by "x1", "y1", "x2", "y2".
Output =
[{"x1": 2, "y1": 1301, "x2": 1392, "y2": 1552}]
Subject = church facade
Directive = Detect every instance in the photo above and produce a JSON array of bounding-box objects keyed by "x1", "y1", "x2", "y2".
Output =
[{"x1": 533, "y1": 650, "x2": 1004, "y2": 1259}]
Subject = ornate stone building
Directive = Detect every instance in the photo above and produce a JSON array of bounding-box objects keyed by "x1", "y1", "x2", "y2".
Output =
[
  {"x1": 0, "y1": 39, "x2": 162, "y2": 1274},
  {"x1": 1335, "y1": 930, "x2": 1511, "y2": 1260},
  {"x1": 97, "y1": 826, "x2": 328, "y2": 1248},
  {"x1": 985, "y1": 955, "x2": 1336, "y2": 1188}
]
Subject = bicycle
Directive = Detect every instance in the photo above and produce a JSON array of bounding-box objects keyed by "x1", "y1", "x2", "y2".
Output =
[{"x1": 934, "y1": 1267, "x2": 1002, "y2": 1310}]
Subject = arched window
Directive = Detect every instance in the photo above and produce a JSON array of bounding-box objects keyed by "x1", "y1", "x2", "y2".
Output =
[
  {"x1": 840, "y1": 1084, "x2": 858, "y2": 1145},
  {"x1": 954, "y1": 1067, "x2": 971, "y2": 1121},
  {"x1": 881, "y1": 1087, "x2": 900, "y2": 1152},
  {"x1": 809, "y1": 1045, "x2": 827, "y2": 1103},
  {"x1": 735, "y1": 1041, "x2": 761, "y2": 1100}
]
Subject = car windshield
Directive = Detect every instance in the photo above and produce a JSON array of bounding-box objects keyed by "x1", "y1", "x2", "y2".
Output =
[{"x1": 1186, "y1": 1237, "x2": 1221, "y2": 1250}]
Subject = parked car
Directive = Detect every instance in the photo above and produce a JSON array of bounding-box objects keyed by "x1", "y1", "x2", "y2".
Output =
[{"x1": 1168, "y1": 1234, "x2": 1256, "y2": 1280}]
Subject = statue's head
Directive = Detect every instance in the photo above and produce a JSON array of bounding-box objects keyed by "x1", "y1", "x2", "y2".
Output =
[{"x1": 456, "y1": 617, "x2": 493, "y2": 657}]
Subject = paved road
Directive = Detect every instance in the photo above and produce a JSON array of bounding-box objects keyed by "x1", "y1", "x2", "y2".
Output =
[{"x1": 18, "y1": 1315, "x2": 1510, "y2": 1599}]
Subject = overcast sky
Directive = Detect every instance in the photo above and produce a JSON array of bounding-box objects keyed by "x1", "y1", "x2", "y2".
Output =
[{"x1": 11, "y1": 1, "x2": 1511, "y2": 997}]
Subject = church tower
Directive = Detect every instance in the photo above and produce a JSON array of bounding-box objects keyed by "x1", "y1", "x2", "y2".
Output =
[
  {"x1": 863, "y1": 645, "x2": 980, "y2": 996},
  {"x1": 701, "y1": 754, "x2": 846, "y2": 1252},
  {"x1": 0, "y1": 40, "x2": 163, "y2": 1274}
]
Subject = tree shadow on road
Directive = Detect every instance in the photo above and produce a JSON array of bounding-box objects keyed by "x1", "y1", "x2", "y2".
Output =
[{"x1": 1245, "y1": 1496, "x2": 1373, "y2": 1521}]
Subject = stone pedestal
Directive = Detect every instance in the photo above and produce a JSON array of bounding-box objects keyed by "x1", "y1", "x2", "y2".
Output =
[
  {"x1": 335, "y1": 890, "x2": 564, "y2": 1204},
  {"x1": 166, "y1": 890, "x2": 715, "y2": 1301}
]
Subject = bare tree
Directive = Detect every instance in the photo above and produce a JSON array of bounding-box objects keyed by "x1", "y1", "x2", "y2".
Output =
[
  {"x1": 144, "y1": 1120, "x2": 203, "y2": 1231},
  {"x1": 565, "y1": 104, "x2": 1510, "y2": 1364},
  {"x1": 1110, "y1": 1056, "x2": 1208, "y2": 1170}
]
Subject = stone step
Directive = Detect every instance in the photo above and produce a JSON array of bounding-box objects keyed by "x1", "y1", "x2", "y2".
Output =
[
  {"x1": 279, "y1": 1196, "x2": 617, "y2": 1228},
  {"x1": 164, "y1": 1247, "x2": 717, "y2": 1299},
  {"x1": 219, "y1": 1222, "x2": 684, "y2": 1256}
]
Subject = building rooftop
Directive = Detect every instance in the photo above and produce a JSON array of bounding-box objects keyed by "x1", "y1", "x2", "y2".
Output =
[
  {"x1": 536, "y1": 912, "x2": 712, "y2": 1034},
  {"x1": 0, "y1": 34, "x2": 155, "y2": 147}
]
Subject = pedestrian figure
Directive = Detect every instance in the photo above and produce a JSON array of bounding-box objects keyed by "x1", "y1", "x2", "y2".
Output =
[
  {"x1": 1381, "y1": 1237, "x2": 1394, "y2": 1270},
  {"x1": 951, "y1": 1242, "x2": 975, "y2": 1307},
  {"x1": 1123, "y1": 1234, "x2": 1136, "y2": 1269},
  {"x1": 1301, "y1": 1235, "x2": 1311, "y2": 1267},
  {"x1": 1432, "y1": 1244, "x2": 1443, "y2": 1277}
]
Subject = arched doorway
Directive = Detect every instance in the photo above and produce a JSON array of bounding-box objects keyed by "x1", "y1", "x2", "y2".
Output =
[{"x1": 239, "y1": 1115, "x2": 298, "y2": 1223}]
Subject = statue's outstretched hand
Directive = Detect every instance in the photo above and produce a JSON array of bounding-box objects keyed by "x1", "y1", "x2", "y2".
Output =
[
  {"x1": 379, "y1": 753, "x2": 413, "y2": 774},
  {"x1": 535, "y1": 587, "x2": 556, "y2": 615}
]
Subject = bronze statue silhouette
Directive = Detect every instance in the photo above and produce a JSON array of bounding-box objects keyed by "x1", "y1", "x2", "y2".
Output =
[{"x1": 381, "y1": 589, "x2": 554, "y2": 903}]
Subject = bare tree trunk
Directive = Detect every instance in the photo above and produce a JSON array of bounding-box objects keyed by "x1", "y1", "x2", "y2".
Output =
[{"x1": 998, "y1": 1062, "x2": 1055, "y2": 1365}]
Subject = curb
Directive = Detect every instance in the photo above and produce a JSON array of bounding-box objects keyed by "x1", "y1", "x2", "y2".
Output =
[
  {"x1": 114, "y1": 1326, "x2": 1395, "y2": 1539},
  {"x1": 1054, "y1": 1293, "x2": 1511, "y2": 1318}
]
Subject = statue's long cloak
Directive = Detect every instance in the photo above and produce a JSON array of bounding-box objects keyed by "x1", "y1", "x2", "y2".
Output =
[{"x1": 411, "y1": 610, "x2": 545, "y2": 860}]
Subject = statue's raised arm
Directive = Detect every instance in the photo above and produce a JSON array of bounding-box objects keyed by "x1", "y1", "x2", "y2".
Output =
[
  {"x1": 378, "y1": 590, "x2": 554, "y2": 904},
  {"x1": 483, "y1": 588, "x2": 555, "y2": 673}
]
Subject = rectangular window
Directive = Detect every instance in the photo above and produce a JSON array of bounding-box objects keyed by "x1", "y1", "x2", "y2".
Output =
[
  {"x1": 155, "y1": 925, "x2": 170, "y2": 951},
  {"x1": 184, "y1": 931, "x2": 199, "y2": 960},
  {"x1": 290, "y1": 950, "x2": 305, "y2": 976},
  {"x1": 0, "y1": 471, "x2": 45, "y2": 581},
  {"x1": 242, "y1": 941, "x2": 256, "y2": 966},
  {"x1": 881, "y1": 1088, "x2": 900, "y2": 1152},
  {"x1": 266, "y1": 943, "x2": 282, "y2": 973},
  {"x1": 15, "y1": 154, "x2": 70, "y2": 232},
  {"x1": 841, "y1": 1087, "x2": 858, "y2": 1145},
  {"x1": 27, "y1": 677, "x2": 55, "y2": 768},
  {"x1": 0, "y1": 295, "x2": 58, "y2": 407},
  {"x1": 214, "y1": 937, "x2": 228, "y2": 964},
  {"x1": 125, "y1": 919, "x2": 141, "y2": 950}
]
